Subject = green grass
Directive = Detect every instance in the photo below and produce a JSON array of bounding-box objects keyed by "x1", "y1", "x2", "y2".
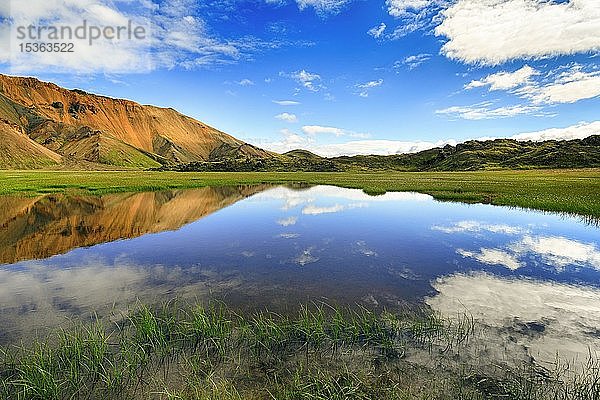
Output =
[
  {"x1": 1, "y1": 301, "x2": 598, "y2": 400},
  {"x1": 1, "y1": 169, "x2": 600, "y2": 218}
]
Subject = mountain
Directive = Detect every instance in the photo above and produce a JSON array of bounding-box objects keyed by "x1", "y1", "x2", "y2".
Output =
[
  {"x1": 0, "y1": 74, "x2": 273, "y2": 169},
  {"x1": 2, "y1": 74, "x2": 599, "y2": 172}
]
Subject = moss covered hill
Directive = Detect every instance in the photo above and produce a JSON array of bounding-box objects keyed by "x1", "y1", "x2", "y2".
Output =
[
  {"x1": 173, "y1": 136, "x2": 600, "y2": 172},
  {"x1": 331, "y1": 136, "x2": 600, "y2": 171},
  {"x1": 0, "y1": 74, "x2": 274, "y2": 169}
]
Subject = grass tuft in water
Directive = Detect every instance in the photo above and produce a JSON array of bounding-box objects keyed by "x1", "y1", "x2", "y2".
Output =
[{"x1": 0, "y1": 301, "x2": 598, "y2": 400}]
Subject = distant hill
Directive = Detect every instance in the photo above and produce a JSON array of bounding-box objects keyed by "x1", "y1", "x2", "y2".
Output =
[
  {"x1": 331, "y1": 136, "x2": 600, "y2": 171},
  {"x1": 0, "y1": 74, "x2": 274, "y2": 169},
  {"x1": 173, "y1": 136, "x2": 600, "y2": 172}
]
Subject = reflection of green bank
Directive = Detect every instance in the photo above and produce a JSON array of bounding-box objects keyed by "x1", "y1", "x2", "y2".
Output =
[{"x1": 1, "y1": 301, "x2": 597, "y2": 400}]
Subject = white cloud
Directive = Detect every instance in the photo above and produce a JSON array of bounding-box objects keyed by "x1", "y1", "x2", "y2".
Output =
[
  {"x1": 293, "y1": 247, "x2": 319, "y2": 266},
  {"x1": 2, "y1": 0, "x2": 153, "y2": 73},
  {"x1": 262, "y1": 128, "x2": 314, "y2": 153},
  {"x1": 386, "y1": 0, "x2": 432, "y2": 17},
  {"x1": 466, "y1": 65, "x2": 539, "y2": 91},
  {"x1": 466, "y1": 64, "x2": 600, "y2": 105},
  {"x1": 367, "y1": 23, "x2": 387, "y2": 38},
  {"x1": 400, "y1": 53, "x2": 431, "y2": 70},
  {"x1": 255, "y1": 186, "x2": 433, "y2": 206},
  {"x1": 511, "y1": 236, "x2": 600, "y2": 270},
  {"x1": 302, "y1": 202, "x2": 367, "y2": 215},
  {"x1": 428, "y1": 273, "x2": 600, "y2": 365},
  {"x1": 458, "y1": 248, "x2": 522, "y2": 270},
  {"x1": 291, "y1": 69, "x2": 323, "y2": 92},
  {"x1": 275, "y1": 112, "x2": 299, "y2": 123},
  {"x1": 302, "y1": 125, "x2": 346, "y2": 136},
  {"x1": 520, "y1": 66, "x2": 600, "y2": 105},
  {"x1": 435, "y1": 0, "x2": 600, "y2": 65},
  {"x1": 260, "y1": 119, "x2": 599, "y2": 157},
  {"x1": 237, "y1": 79, "x2": 255, "y2": 86},
  {"x1": 509, "y1": 121, "x2": 600, "y2": 142},
  {"x1": 356, "y1": 79, "x2": 383, "y2": 97},
  {"x1": 384, "y1": 0, "x2": 444, "y2": 39},
  {"x1": 273, "y1": 100, "x2": 301, "y2": 106},
  {"x1": 1, "y1": 0, "x2": 281, "y2": 73},
  {"x1": 355, "y1": 240, "x2": 378, "y2": 257},
  {"x1": 302, "y1": 204, "x2": 345, "y2": 215},
  {"x1": 436, "y1": 102, "x2": 540, "y2": 120},
  {"x1": 433, "y1": 220, "x2": 527, "y2": 235},
  {"x1": 277, "y1": 216, "x2": 298, "y2": 226},
  {"x1": 299, "y1": 139, "x2": 457, "y2": 157},
  {"x1": 453, "y1": 230, "x2": 600, "y2": 272},
  {"x1": 278, "y1": 233, "x2": 300, "y2": 239},
  {"x1": 295, "y1": 0, "x2": 350, "y2": 15}
]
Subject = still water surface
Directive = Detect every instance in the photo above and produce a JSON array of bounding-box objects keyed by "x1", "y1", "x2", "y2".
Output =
[{"x1": 1, "y1": 185, "x2": 599, "y2": 365}]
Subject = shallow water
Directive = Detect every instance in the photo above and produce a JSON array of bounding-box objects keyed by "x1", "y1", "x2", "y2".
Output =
[{"x1": 1, "y1": 184, "x2": 599, "y2": 366}]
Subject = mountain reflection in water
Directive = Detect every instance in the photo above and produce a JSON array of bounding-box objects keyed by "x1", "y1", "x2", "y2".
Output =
[{"x1": 0, "y1": 185, "x2": 271, "y2": 264}]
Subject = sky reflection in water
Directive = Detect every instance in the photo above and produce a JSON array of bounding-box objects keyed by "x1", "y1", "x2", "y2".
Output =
[{"x1": 1, "y1": 185, "x2": 599, "y2": 365}]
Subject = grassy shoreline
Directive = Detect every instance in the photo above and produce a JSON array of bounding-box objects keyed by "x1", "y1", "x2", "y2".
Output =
[
  {"x1": 1, "y1": 169, "x2": 600, "y2": 218},
  {"x1": 2, "y1": 301, "x2": 597, "y2": 400}
]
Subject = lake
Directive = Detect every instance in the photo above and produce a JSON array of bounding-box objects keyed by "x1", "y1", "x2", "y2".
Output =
[{"x1": 1, "y1": 184, "x2": 599, "y2": 367}]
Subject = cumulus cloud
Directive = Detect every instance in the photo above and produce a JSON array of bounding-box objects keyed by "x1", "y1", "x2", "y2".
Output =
[
  {"x1": 512, "y1": 236, "x2": 600, "y2": 270},
  {"x1": 456, "y1": 233, "x2": 600, "y2": 272},
  {"x1": 302, "y1": 125, "x2": 345, "y2": 136},
  {"x1": 301, "y1": 125, "x2": 370, "y2": 139},
  {"x1": 435, "y1": 0, "x2": 600, "y2": 65},
  {"x1": 275, "y1": 112, "x2": 299, "y2": 123},
  {"x1": 458, "y1": 248, "x2": 522, "y2": 270},
  {"x1": 355, "y1": 79, "x2": 383, "y2": 97},
  {"x1": 519, "y1": 65, "x2": 600, "y2": 105},
  {"x1": 428, "y1": 272, "x2": 600, "y2": 365},
  {"x1": 465, "y1": 64, "x2": 600, "y2": 105},
  {"x1": 465, "y1": 65, "x2": 538, "y2": 91},
  {"x1": 509, "y1": 121, "x2": 600, "y2": 142}
]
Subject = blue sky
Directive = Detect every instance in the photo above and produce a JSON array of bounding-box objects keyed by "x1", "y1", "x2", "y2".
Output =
[{"x1": 1, "y1": 0, "x2": 599, "y2": 156}]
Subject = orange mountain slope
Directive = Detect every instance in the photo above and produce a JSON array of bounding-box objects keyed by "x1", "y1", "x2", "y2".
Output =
[{"x1": 0, "y1": 74, "x2": 273, "y2": 169}]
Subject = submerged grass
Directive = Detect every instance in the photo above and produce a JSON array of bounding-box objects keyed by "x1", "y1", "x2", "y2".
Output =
[
  {"x1": 0, "y1": 170, "x2": 599, "y2": 218},
  {"x1": 0, "y1": 301, "x2": 597, "y2": 400}
]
